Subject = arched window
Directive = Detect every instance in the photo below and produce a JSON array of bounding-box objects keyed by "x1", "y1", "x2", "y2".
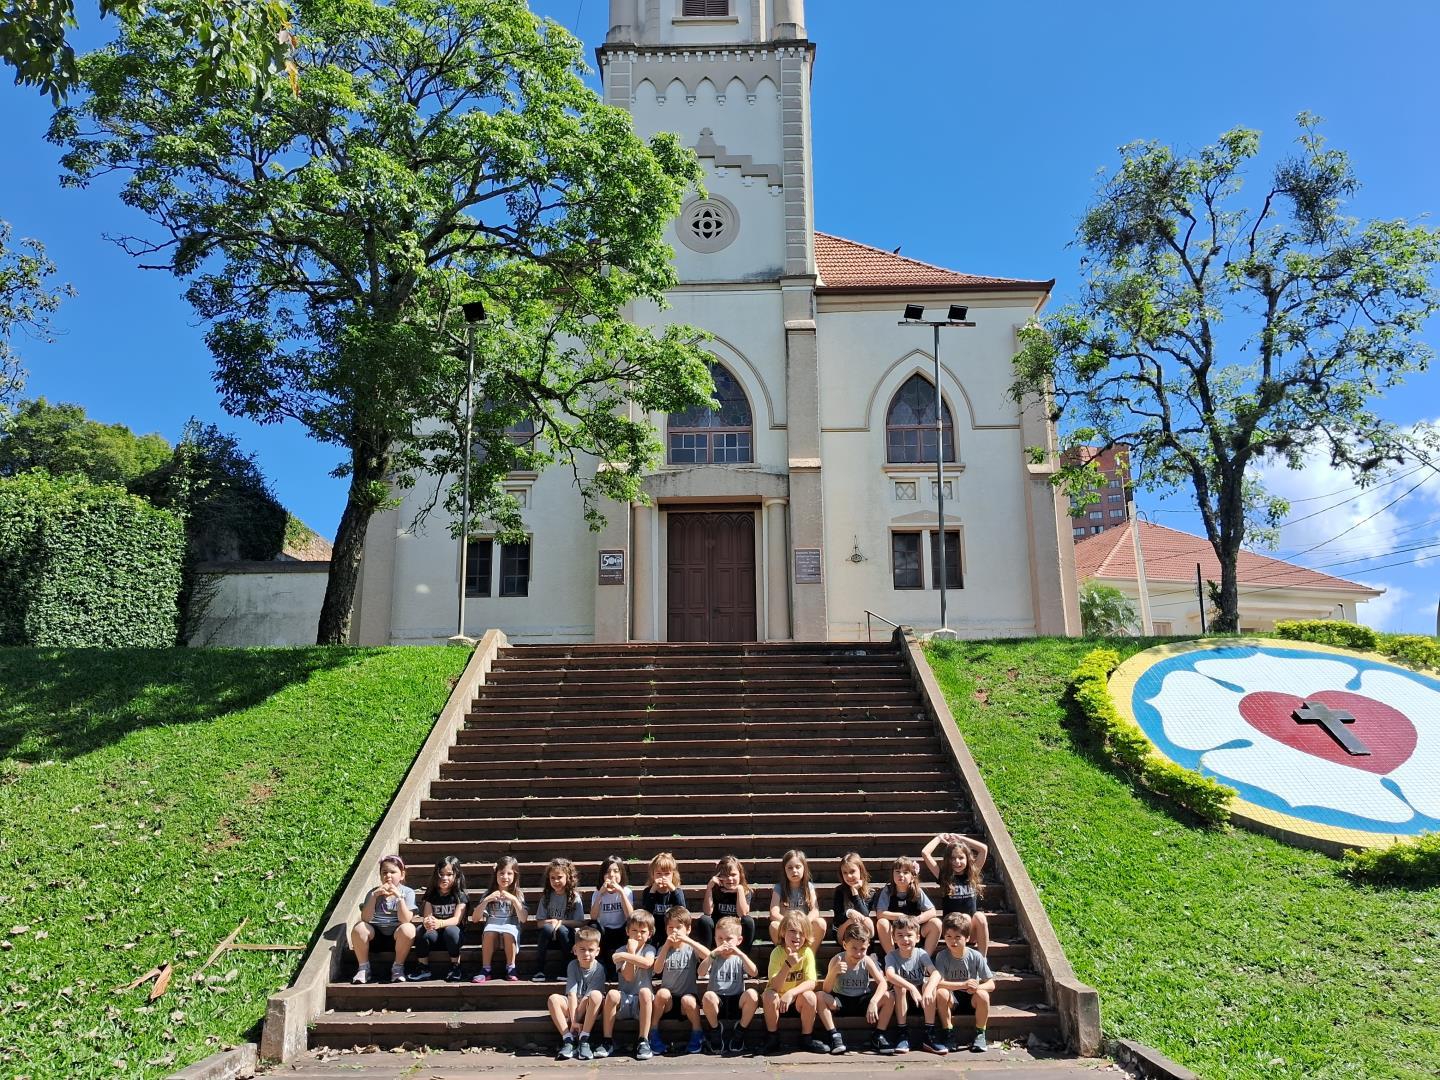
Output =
[
  {"x1": 668, "y1": 363, "x2": 753, "y2": 464},
  {"x1": 886, "y1": 374, "x2": 956, "y2": 463}
]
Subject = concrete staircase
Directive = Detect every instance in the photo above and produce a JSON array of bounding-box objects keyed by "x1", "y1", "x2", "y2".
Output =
[{"x1": 309, "y1": 641, "x2": 1062, "y2": 1050}]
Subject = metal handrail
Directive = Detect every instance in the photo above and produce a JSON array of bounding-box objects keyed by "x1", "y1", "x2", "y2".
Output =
[{"x1": 864, "y1": 609, "x2": 901, "y2": 642}]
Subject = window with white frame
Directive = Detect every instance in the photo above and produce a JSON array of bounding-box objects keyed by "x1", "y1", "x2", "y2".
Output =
[
  {"x1": 466, "y1": 538, "x2": 531, "y2": 597},
  {"x1": 886, "y1": 374, "x2": 956, "y2": 464},
  {"x1": 668, "y1": 362, "x2": 753, "y2": 464}
]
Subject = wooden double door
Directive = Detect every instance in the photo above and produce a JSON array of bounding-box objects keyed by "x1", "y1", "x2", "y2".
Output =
[{"x1": 666, "y1": 511, "x2": 758, "y2": 642}]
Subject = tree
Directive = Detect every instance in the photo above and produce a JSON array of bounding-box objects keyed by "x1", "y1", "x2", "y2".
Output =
[
  {"x1": 0, "y1": 396, "x2": 170, "y2": 484},
  {"x1": 53, "y1": 0, "x2": 714, "y2": 644},
  {"x1": 132, "y1": 419, "x2": 289, "y2": 642},
  {"x1": 1013, "y1": 116, "x2": 1440, "y2": 632},
  {"x1": 0, "y1": 222, "x2": 73, "y2": 412},
  {"x1": 1078, "y1": 580, "x2": 1137, "y2": 637},
  {"x1": 0, "y1": 0, "x2": 293, "y2": 103}
]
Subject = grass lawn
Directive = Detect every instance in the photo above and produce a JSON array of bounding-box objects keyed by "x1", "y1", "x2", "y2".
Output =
[
  {"x1": 926, "y1": 637, "x2": 1440, "y2": 1080},
  {"x1": 0, "y1": 646, "x2": 469, "y2": 1078}
]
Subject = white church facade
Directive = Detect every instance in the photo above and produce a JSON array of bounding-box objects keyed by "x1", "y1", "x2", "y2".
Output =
[{"x1": 350, "y1": 0, "x2": 1082, "y2": 645}]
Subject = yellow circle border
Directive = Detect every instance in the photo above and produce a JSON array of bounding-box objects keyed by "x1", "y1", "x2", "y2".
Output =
[{"x1": 1110, "y1": 637, "x2": 1429, "y2": 855}]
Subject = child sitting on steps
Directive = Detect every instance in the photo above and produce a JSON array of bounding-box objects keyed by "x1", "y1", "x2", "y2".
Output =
[
  {"x1": 532, "y1": 857, "x2": 585, "y2": 982},
  {"x1": 547, "y1": 926, "x2": 607, "y2": 1060},
  {"x1": 649, "y1": 907, "x2": 710, "y2": 1055},
  {"x1": 469, "y1": 855, "x2": 527, "y2": 983},
  {"x1": 600, "y1": 911, "x2": 657, "y2": 1060},
  {"x1": 409, "y1": 855, "x2": 467, "y2": 982},
  {"x1": 350, "y1": 854, "x2": 416, "y2": 985}
]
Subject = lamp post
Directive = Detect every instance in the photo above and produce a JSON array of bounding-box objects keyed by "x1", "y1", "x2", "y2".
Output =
[
  {"x1": 453, "y1": 299, "x2": 486, "y2": 645},
  {"x1": 900, "y1": 303, "x2": 974, "y2": 638}
]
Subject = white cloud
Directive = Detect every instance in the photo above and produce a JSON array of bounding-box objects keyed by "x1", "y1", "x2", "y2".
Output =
[{"x1": 1356, "y1": 580, "x2": 1410, "y2": 632}]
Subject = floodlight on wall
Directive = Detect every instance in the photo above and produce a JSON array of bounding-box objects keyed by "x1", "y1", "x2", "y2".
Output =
[
  {"x1": 948, "y1": 304, "x2": 968, "y2": 322},
  {"x1": 903, "y1": 303, "x2": 925, "y2": 322}
]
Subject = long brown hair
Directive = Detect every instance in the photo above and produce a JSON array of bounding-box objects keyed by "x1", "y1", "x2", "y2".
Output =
[
  {"x1": 713, "y1": 854, "x2": 752, "y2": 899},
  {"x1": 541, "y1": 856, "x2": 579, "y2": 908},
  {"x1": 490, "y1": 855, "x2": 522, "y2": 899},
  {"x1": 838, "y1": 852, "x2": 872, "y2": 901},
  {"x1": 937, "y1": 842, "x2": 985, "y2": 899}
]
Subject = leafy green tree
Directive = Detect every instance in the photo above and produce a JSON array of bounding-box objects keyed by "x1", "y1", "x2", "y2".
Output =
[
  {"x1": 0, "y1": 222, "x2": 73, "y2": 411},
  {"x1": 0, "y1": 396, "x2": 170, "y2": 485},
  {"x1": 53, "y1": 0, "x2": 713, "y2": 644},
  {"x1": 1078, "y1": 580, "x2": 1137, "y2": 637},
  {"x1": 1013, "y1": 116, "x2": 1440, "y2": 632},
  {"x1": 0, "y1": 0, "x2": 293, "y2": 103}
]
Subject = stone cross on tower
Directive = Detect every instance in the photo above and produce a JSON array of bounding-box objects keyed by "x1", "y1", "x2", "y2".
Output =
[{"x1": 1292, "y1": 700, "x2": 1371, "y2": 756}]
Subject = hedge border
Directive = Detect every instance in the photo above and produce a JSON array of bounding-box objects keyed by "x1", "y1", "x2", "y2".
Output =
[
  {"x1": 1071, "y1": 647, "x2": 1235, "y2": 826},
  {"x1": 1273, "y1": 619, "x2": 1440, "y2": 673}
]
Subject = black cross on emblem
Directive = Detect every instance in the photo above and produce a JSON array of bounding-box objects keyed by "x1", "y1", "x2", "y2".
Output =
[{"x1": 1292, "y1": 700, "x2": 1370, "y2": 756}]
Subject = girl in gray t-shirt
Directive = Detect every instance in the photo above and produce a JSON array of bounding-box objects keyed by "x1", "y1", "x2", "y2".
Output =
[{"x1": 469, "y1": 855, "x2": 528, "y2": 983}]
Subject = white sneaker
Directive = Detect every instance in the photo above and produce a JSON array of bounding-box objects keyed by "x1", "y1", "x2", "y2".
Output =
[{"x1": 351, "y1": 966, "x2": 371, "y2": 984}]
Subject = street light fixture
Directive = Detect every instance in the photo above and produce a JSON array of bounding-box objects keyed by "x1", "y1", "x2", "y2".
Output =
[
  {"x1": 899, "y1": 303, "x2": 976, "y2": 638},
  {"x1": 453, "y1": 300, "x2": 486, "y2": 645}
]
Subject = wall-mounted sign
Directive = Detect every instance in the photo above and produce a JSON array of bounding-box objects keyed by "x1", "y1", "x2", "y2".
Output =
[
  {"x1": 598, "y1": 550, "x2": 626, "y2": 585},
  {"x1": 793, "y1": 547, "x2": 823, "y2": 585}
]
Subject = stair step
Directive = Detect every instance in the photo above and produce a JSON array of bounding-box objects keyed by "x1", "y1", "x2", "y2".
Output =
[
  {"x1": 474, "y1": 691, "x2": 921, "y2": 708},
  {"x1": 419, "y1": 791, "x2": 964, "y2": 817},
  {"x1": 309, "y1": 1004, "x2": 1058, "y2": 1049},
  {"x1": 429, "y1": 771, "x2": 957, "y2": 797},
  {"x1": 325, "y1": 971, "x2": 1045, "y2": 1011},
  {"x1": 438, "y1": 753, "x2": 945, "y2": 778},
  {"x1": 410, "y1": 810, "x2": 965, "y2": 842},
  {"x1": 455, "y1": 719, "x2": 932, "y2": 742},
  {"x1": 476, "y1": 707, "x2": 926, "y2": 723},
  {"x1": 484, "y1": 675, "x2": 916, "y2": 691},
  {"x1": 399, "y1": 831, "x2": 955, "y2": 862},
  {"x1": 446, "y1": 737, "x2": 938, "y2": 763}
]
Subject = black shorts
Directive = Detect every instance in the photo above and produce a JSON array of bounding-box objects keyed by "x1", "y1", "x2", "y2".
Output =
[
  {"x1": 941, "y1": 896, "x2": 978, "y2": 917},
  {"x1": 829, "y1": 993, "x2": 872, "y2": 1017},
  {"x1": 656, "y1": 992, "x2": 695, "y2": 1019},
  {"x1": 713, "y1": 992, "x2": 746, "y2": 1021},
  {"x1": 942, "y1": 987, "x2": 977, "y2": 1012}
]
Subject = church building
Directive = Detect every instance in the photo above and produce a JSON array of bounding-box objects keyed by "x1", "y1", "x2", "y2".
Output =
[{"x1": 351, "y1": 0, "x2": 1081, "y2": 645}]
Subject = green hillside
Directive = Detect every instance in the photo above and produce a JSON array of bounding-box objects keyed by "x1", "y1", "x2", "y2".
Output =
[
  {"x1": 0, "y1": 646, "x2": 468, "y2": 1077},
  {"x1": 925, "y1": 637, "x2": 1440, "y2": 1080}
]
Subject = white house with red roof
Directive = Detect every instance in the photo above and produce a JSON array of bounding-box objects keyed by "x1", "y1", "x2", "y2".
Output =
[
  {"x1": 350, "y1": 0, "x2": 1081, "y2": 644},
  {"x1": 1074, "y1": 521, "x2": 1383, "y2": 635}
]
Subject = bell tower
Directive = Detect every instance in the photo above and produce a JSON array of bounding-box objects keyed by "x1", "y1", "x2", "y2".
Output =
[{"x1": 599, "y1": 0, "x2": 815, "y2": 281}]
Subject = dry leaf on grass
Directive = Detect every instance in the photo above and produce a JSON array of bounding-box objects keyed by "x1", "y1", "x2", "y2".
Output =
[{"x1": 148, "y1": 963, "x2": 173, "y2": 1000}]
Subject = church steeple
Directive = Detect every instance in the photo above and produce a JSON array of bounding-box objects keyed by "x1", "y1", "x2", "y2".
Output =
[
  {"x1": 600, "y1": 0, "x2": 816, "y2": 280},
  {"x1": 606, "y1": 0, "x2": 807, "y2": 47}
]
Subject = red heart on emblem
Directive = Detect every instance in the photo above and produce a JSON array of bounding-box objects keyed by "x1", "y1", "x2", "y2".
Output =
[{"x1": 1237, "y1": 690, "x2": 1417, "y2": 774}]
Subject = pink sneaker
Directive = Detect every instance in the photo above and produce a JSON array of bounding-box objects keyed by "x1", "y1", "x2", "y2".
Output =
[
  {"x1": 470, "y1": 968, "x2": 491, "y2": 984},
  {"x1": 505, "y1": 967, "x2": 519, "y2": 982}
]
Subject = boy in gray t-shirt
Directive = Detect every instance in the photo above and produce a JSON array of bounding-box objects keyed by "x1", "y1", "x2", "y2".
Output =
[
  {"x1": 649, "y1": 907, "x2": 711, "y2": 1055},
  {"x1": 351, "y1": 855, "x2": 418, "y2": 984},
  {"x1": 601, "y1": 911, "x2": 658, "y2": 1060},
  {"x1": 882, "y1": 917, "x2": 938, "y2": 1055},
  {"x1": 699, "y1": 916, "x2": 760, "y2": 1054},
  {"x1": 932, "y1": 912, "x2": 997, "y2": 1053},
  {"x1": 546, "y1": 928, "x2": 607, "y2": 1060}
]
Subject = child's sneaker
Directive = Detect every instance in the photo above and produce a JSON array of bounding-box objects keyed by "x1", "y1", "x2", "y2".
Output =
[
  {"x1": 635, "y1": 1039, "x2": 654, "y2": 1060},
  {"x1": 921, "y1": 1030, "x2": 949, "y2": 1055},
  {"x1": 529, "y1": 969, "x2": 548, "y2": 982},
  {"x1": 389, "y1": 964, "x2": 406, "y2": 984},
  {"x1": 470, "y1": 967, "x2": 491, "y2": 984},
  {"x1": 444, "y1": 964, "x2": 464, "y2": 982},
  {"x1": 686, "y1": 1030, "x2": 705, "y2": 1054},
  {"x1": 505, "y1": 966, "x2": 519, "y2": 982},
  {"x1": 647, "y1": 1030, "x2": 667, "y2": 1056},
  {"x1": 726, "y1": 1027, "x2": 748, "y2": 1056},
  {"x1": 576, "y1": 1036, "x2": 594, "y2": 1060},
  {"x1": 804, "y1": 1035, "x2": 830, "y2": 1054},
  {"x1": 871, "y1": 1032, "x2": 894, "y2": 1055},
  {"x1": 706, "y1": 1026, "x2": 725, "y2": 1054},
  {"x1": 969, "y1": 1031, "x2": 988, "y2": 1053},
  {"x1": 829, "y1": 1029, "x2": 847, "y2": 1055},
  {"x1": 406, "y1": 964, "x2": 433, "y2": 982},
  {"x1": 555, "y1": 1034, "x2": 576, "y2": 1061},
  {"x1": 350, "y1": 964, "x2": 371, "y2": 985},
  {"x1": 893, "y1": 1032, "x2": 910, "y2": 1054},
  {"x1": 593, "y1": 1038, "x2": 612, "y2": 1059},
  {"x1": 762, "y1": 1032, "x2": 782, "y2": 1057}
]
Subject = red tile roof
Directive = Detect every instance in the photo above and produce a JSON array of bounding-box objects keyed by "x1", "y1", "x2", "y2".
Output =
[
  {"x1": 814, "y1": 232, "x2": 1053, "y2": 293},
  {"x1": 1074, "y1": 521, "x2": 1381, "y2": 595}
]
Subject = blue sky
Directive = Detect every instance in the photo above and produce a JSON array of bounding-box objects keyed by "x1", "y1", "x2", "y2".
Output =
[{"x1": 2, "y1": 1, "x2": 1437, "y2": 631}]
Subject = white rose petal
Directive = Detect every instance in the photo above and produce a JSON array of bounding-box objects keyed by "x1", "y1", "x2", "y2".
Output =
[
  {"x1": 1145, "y1": 670, "x2": 1250, "y2": 751},
  {"x1": 1192, "y1": 654, "x2": 1360, "y2": 699},
  {"x1": 1201, "y1": 741, "x2": 1414, "y2": 824}
]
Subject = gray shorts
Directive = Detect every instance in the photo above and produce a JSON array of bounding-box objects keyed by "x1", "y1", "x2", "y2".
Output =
[{"x1": 615, "y1": 989, "x2": 650, "y2": 1021}]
